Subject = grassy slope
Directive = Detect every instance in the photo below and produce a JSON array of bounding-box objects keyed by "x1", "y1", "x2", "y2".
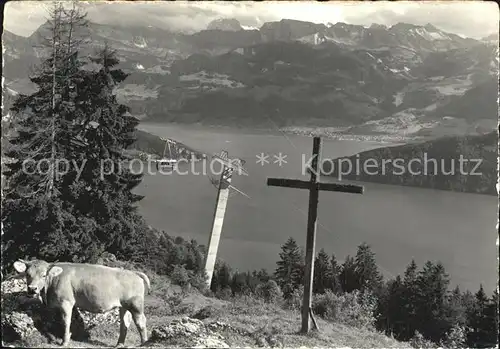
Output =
[{"x1": 21, "y1": 273, "x2": 407, "y2": 348}]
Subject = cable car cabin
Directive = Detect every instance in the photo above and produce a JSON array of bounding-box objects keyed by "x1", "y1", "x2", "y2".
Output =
[
  {"x1": 157, "y1": 138, "x2": 179, "y2": 170},
  {"x1": 156, "y1": 158, "x2": 178, "y2": 170}
]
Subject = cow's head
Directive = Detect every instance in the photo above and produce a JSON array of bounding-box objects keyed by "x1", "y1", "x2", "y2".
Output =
[{"x1": 13, "y1": 259, "x2": 63, "y2": 297}]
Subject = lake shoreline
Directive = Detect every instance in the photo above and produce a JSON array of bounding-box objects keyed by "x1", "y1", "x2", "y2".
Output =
[{"x1": 139, "y1": 121, "x2": 408, "y2": 145}]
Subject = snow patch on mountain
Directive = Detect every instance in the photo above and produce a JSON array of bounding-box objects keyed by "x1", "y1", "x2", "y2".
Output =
[
  {"x1": 411, "y1": 27, "x2": 449, "y2": 41},
  {"x1": 241, "y1": 25, "x2": 258, "y2": 31},
  {"x1": 389, "y1": 66, "x2": 411, "y2": 77},
  {"x1": 394, "y1": 91, "x2": 405, "y2": 107}
]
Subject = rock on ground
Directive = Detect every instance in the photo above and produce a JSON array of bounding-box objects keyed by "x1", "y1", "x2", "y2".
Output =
[
  {"x1": 1, "y1": 278, "x2": 119, "y2": 345},
  {"x1": 149, "y1": 317, "x2": 231, "y2": 348},
  {"x1": 149, "y1": 317, "x2": 284, "y2": 348}
]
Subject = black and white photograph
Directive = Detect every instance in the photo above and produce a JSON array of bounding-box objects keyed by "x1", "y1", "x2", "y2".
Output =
[{"x1": 1, "y1": 0, "x2": 499, "y2": 348}]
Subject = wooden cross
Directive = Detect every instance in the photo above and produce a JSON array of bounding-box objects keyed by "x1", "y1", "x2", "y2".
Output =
[{"x1": 267, "y1": 136, "x2": 364, "y2": 333}]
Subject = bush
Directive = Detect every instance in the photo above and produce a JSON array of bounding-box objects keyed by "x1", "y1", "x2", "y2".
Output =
[
  {"x1": 440, "y1": 324, "x2": 467, "y2": 348},
  {"x1": 170, "y1": 265, "x2": 190, "y2": 286},
  {"x1": 312, "y1": 290, "x2": 377, "y2": 329},
  {"x1": 215, "y1": 286, "x2": 233, "y2": 301},
  {"x1": 285, "y1": 285, "x2": 304, "y2": 311},
  {"x1": 410, "y1": 331, "x2": 436, "y2": 349},
  {"x1": 189, "y1": 271, "x2": 209, "y2": 293},
  {"x1": 255, "y1": 280, "x2": 283, "y2": 303}
]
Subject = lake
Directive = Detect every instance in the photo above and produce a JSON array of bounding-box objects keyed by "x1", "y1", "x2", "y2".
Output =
[{"x1": 135, "y1": 123, "x2": 497, "y2": 292}]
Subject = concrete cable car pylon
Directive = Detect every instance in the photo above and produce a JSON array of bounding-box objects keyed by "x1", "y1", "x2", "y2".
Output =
[{"x1": 204, "y1": 150, "x2": 249, "y2": 289}]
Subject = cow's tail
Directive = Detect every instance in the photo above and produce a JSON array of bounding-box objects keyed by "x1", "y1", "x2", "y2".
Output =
[{"x1": 135, "y1": 271, "x2": 151, "y2": 295}]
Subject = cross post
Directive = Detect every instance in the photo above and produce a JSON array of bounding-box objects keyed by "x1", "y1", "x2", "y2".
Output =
[{"x1": 267, "y1": 137, "x2": 364, "y2": 333}]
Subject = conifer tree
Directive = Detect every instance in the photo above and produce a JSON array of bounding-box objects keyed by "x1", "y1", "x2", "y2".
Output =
[
  {"x1": 275, "y1": 237, "x2": 304, "y2": 297},
  {"x1": 353, "y1": 242, "x2": 383, "y2": 293},
  {"x1": 2, "y1": 1, "x2": 91, "y2": 264},
  {"x1": 483, "y1": 290, "x2": 499, "y2": 347},
  {"x1": 401, "y1": 259, "x2": 419, "y2": 339},
  {"x1": 445, "y1": 286, "x2": 467, "y2": 328},
  {"x1": 2, "y1": 4, "x2": 152, "y2": 265},
  {"x1": 381, "y1": 276, "x2": 406, "y2": 338},
  {"x1": 330, "y1": 253, "x2": 342, "y2": 293},
  {"x1": 340, "y1": 255, "x2": 358, "y2": 293},
  {"x1": 313, "y1": 248, "x2": 332, "y2": 294},
  {"x1": 211, "y1": 260, "x2": 232, "y2": 292},
  {"x1": 69, "y1": 45, "x2": 145, "y2": 259},
  {"x1": 415, "y1": 261, "x2": 451, "y2": 343},
  {"x1": 467, "y1": 285, "x2": 498, "y2": 347},
  {"x1": 403, "y1": 259, "x2": 418, "y2": 284},
  {"x1": 185, "y1": 239, "x2": 205, "y2": 274}
]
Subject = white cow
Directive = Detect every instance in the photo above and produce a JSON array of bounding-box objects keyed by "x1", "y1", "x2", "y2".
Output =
[{"x1": 13, "y1": 259, "x2": 150, "y2": 347}]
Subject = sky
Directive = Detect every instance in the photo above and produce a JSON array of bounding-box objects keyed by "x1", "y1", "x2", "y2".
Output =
[{"x1": 3, "y1": 1, "x2": 499, "y2": 39}]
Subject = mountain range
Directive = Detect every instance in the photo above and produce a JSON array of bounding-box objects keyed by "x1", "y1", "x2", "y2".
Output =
[{"x1": 2, "y1": 17, "x2": 499, "y2": 139}]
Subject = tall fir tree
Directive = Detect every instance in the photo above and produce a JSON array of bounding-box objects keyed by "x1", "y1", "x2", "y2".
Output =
[
  {"x1": 401, "y1": 259, "x2": 420, "y2": 339},
  {"x1": 462, "y1": 289, "x2": 477, "y2": 328},
  {"x1": 184, "y1": 239, "x2": 205, "y2": 274},
  {"x1": 2, "y1": 3, "x2": 151, "y2": 266},
  {"x1": 353, "y1": 242, "x2": 384, "y2": 294},
  {"x1": 72, "y1": 44, "x2": 146, "y2": 259},
  {"x1": 313, "y1": 248, "x2": 333, "y2": 294},
  {"x1": 275, "y1": 237, "x2": 304, "y2": 298},
  {"x1": 444, "y1": 286, "x2": 467, "y2": 329},
  {"x1": 467, "y1": 285, "x2": 498, "y2": 347},
  {"x1": 330, "y1": 253, "x2": 342, "y2": 294},
  {"x1": 415, "y1": 261, "x2": 451, "y2": 343},
  {"x1": 2, "y1": 1, "x2": 91, "y2": 265},
  {"x1": 482, "y1": 290, "x2": 499, "y2": 347},
  {"x1": 340, "y1": 255, "x2": 358, "y2": 293},
  {"x1": 378, "y1": 276, "x2": 406, "y2": 337}
]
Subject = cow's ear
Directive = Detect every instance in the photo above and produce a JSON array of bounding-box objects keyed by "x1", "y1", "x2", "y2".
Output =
[
  {"x1": 13, "y1": 261, "x2": 27, "y2": 273},
  {"x1": 48, "y1": 266, "x2": 63, "y2": 278}
]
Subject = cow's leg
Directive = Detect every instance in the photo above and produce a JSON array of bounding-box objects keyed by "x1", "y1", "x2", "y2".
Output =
[
  {"x1": 60, "y1": 300, "x2": 74, "y2": 347},
  {"x1": 115, "y1": 307, "x2": 132, "y2": 347},
  {"x1": 130, "y1": 310, "x2": 148, "y2": 345}
]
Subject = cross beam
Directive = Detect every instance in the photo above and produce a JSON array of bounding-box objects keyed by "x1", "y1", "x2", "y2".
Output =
[
  {"x1": 267, "y1": 136, "x2": 364, "y2": 334},
  {"x1": 267, "y1": 178, "x2": 363, "y2": 194}
]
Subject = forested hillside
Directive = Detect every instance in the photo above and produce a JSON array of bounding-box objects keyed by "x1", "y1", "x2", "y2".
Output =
[{"x1": 322, "y1": 131, "x2": 497, "y2": 195}]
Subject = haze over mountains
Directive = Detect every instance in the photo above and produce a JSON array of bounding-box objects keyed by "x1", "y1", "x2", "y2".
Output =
[{"x1": 2, "y1": 17, "x2": 499, "y2": 138}]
